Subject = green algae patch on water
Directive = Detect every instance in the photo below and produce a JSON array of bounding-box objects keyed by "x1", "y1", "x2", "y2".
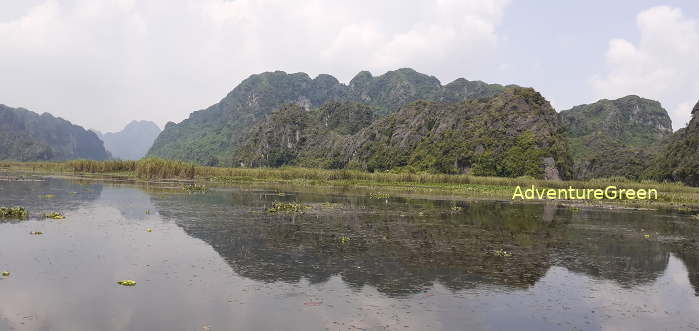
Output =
[
  {"x1": 267, "y1": 201, "x2": 309, "y2": 213},
  {"x1": 45, "y1": 212, "x2": 65, "y2": 220},
  {"x1": 494, "y1": 249, "x2": 512, "y2": 257},
  {"x1": 117, "y1": 280, "x2": 137, "y2": 286},
  {"x1": 0, "y1": 207, "x2": 28, "y2": 219},
  {"x1": 183, "y1": 184, "x2": 208, "y2": 193}
]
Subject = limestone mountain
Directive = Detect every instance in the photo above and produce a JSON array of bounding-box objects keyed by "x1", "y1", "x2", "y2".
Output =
[
  {"x1": 147, "y1": 68, "x2": 511, "y2": 165},
  {"x1": 235, "y1": 87, "x2": 572, "y2": 179},
  {"x1": 560, "y1": 96, "x2": 673, "y2": 180},
  {"x1": 0, "y1": 104, "x2": 110, "y2": 161},
  {"x1": 646, "y1": 100, "x2": 699, "y2": 186},
  {"x1": 95, "y1": 121, "x2": 161, "y2": 160}
]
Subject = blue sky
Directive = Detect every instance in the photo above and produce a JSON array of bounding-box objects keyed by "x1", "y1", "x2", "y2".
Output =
[
  {"x1": 492, "y1": 0, "x2": 699, "y2": 128},
  {"x1": 0, "y1": 0, "x2": 697, "y2": 131}
]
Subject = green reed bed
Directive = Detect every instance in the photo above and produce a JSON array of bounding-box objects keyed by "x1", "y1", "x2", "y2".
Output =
[{"x1": 3, "y1": 159, "x2": 698, "y2": 208}]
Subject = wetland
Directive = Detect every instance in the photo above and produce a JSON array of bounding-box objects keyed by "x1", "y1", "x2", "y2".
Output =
[{"x1": 1, "y1": 173, "x2": 699, "y2": 330}]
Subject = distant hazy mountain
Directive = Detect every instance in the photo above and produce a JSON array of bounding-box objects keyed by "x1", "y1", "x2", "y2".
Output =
[
  {"x1": 148, "y1": 68, "x2": 513, "y2": 165},
  {"x1": 0, "y1": 104, "x2": 110, "y2": 161},
  {"x1": 95, "y1": 121, "x2": 161, "y2": 160},
  {"x1": 560, "y1": 96, "x2": 673, "y2": 180}
]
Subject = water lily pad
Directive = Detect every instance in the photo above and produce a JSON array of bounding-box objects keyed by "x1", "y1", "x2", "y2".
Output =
[
  {"x1": 45, "y1": 212, "x2": 65, "y2": 220},
  {"x1": 117, "y1": 280, "x2": 136, "y2": 286},
  {"x1": 0, "y1": 207, "x2": 28, "y2": 219}
]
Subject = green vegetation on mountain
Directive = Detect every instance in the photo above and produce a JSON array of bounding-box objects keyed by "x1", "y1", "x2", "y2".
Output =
[
  {"x1": 235, "y1": 87, "x2": 572, "y2": 179},
  {"x1": 646, "y1": 100, "x2": 699, "y2": 186},
  {"x1": 0, "y1": 104, "x2": 110, "y2": 161},
  {"x1": 94, "y1": 121, "x2": 161, "y2": 160},
  {"x1": 560, "y1": 96, "x2": 673, "y2": 180},
  {"x1": 147, "y1": 68, "x2": 511, "y2": 165}
]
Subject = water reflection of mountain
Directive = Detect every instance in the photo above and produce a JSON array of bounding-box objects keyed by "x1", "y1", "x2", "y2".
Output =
[
  {"x1": 0, "y1": 176, "x2": 102, "y2": 215},
  {"x1": 97, "y1": 185, "x2": 156, "y2": 219},
  {"x1": 151, "y1": 189, "x2": 559, "y2": 296},
  {"x1": 148, "y1": 187, "x2": 699, "y2": 297},
  {"x1": 553, "y1": 209, "x2": 675, "y2": 287}
]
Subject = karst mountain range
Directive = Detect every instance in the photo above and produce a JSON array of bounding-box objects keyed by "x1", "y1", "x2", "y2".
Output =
[{"x1": 1, "y1": 68, "x2": 697, "y2": 186}]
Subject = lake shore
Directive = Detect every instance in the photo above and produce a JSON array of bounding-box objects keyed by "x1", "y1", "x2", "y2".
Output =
[{"x1": 2, "y1": 159, "x2": 699, "y2": 213}]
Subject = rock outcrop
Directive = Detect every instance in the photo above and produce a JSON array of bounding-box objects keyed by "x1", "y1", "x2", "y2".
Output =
[
  {"x1": 235, "y1": 87, "x2": 572, "y2": 179},
  {"x1": 560, "y1": 96, "x2": 673, "y2": 180},
  {"x1": 147, "y1": 68, "x2": 512, "y2": 165},
  {"x1": 0, "y1": 104, "x2": 110, "y2": 161},
  {"x1": 647, "y1": 99, "x2": 699, "y2": 186}
]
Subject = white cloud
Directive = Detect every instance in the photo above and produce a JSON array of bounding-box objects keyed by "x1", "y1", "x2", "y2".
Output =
[
  {"x1": 591, "y1": 6, "x2": 699, "y2": 130},
  {"x1": 0, "y1": 0, "x2": 509, "y2": 131}
]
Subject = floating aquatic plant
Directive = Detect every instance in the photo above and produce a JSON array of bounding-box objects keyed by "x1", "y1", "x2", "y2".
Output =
[
  {"x1": 339, "y1": 236, "x2": 350, "y2": 245},
  {"x1": 369, "y1": 192, "x2": 390, "y2": 199},
  {"x1": 183, "y1": 183, "x2": 208, "y2": 193},
  {"x1": 494, "y1": 249, "x2": 512, "y2": 257},
  {"x1": 117, "y1": 280, "x2": 136, "y2": 286},
  {"x1": 0, "y1": 207, "x2": 28, "y2": 219},
  {"x1": 45, "y1": 212, "x2": 65, "y2": 220},
  {"x1": 320, "y1": 202, "x2": 340, "y2": 209},
  {"x1": 450, "y1": 206, "x2": 463, "y2": 213},
  {"x1": 29, "y1": 231, "x2": 43, "y2": 235},
  {"x1": 1, "y1": 271, "x2": 9, "y2": 277},
  {"x1": 146, "y1": 228, "x2": 152, "y2": 232},
  {"x1": 267, "y1": 201, "x2": 309, "y2": 213}
]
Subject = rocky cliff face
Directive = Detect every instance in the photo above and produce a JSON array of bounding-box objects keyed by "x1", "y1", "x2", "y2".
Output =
[
  {"x1": 147, "y1": 68, "x2": 511, "y2": 165},
  {"x1": 96, "y1": 121, "x2": 161, "y2": 160},
  {"x1": 0, "y1": 105, "x2": 110, "y2": 161},
  {"x1": 235, "y1": 88, "x2": 572, "y2": 179},
  {"x1": 235, "y1": 103, "x2": 375, "y2": 168},
  {"x1": 647, "y1": 100, "x2": 699, "y2": 186},
  {"x1": 560, "y1": 96, "x2": 673, "y2": 180}
]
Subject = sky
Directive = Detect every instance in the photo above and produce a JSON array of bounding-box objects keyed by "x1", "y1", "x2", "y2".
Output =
[{"x1": 0, "y1": 0, "x2": 697, "y2": 132}]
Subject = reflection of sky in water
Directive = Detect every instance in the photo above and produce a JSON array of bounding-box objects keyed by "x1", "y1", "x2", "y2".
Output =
[{"x1": 0, "y1": 179, "x2": 698, "y2": 330}]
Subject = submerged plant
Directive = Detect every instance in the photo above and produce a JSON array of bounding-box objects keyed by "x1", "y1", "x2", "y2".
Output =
[
  {"x1": 320, "y1": 202, "x2": 340, "y2": 209},
  {"x1": 183, "y1": 183, "x2": 208, "y2": 193},
  {"x1": 0, "y1": 207, "x2": 28, "y2": 219},
  {"x1": 117, "y1": 280, "x2": 137, "y2": 286},
  {"x1": 369, "y1": 192, "x2": 390, "y2": 199},
  {"x1": 267, "y1": 201, "x2": 309, "y2": 213},
  {"x1": 45, "y1": 212, "x2": 65, "y2": 220},
  {"x1": 494, "y1": 249, "x2": 512, "y2": 257}
]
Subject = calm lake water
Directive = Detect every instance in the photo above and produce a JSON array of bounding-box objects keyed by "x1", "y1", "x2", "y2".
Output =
[{"x1": 1, "y1": 175, "x2": 699, "y2": 331}]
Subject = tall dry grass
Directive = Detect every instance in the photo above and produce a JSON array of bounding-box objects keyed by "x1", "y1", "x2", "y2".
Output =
[{"x1": 2, "y1": 159, "x2": 697, "y2": 195}]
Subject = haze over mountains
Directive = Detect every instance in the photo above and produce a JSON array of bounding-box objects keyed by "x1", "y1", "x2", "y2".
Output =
[
  {"x1": 1, "y1": 68, "x2": 696, "y2": 186},
  {"x1": 93, "y1": 121, "x2": 161, "y2": 160}
]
